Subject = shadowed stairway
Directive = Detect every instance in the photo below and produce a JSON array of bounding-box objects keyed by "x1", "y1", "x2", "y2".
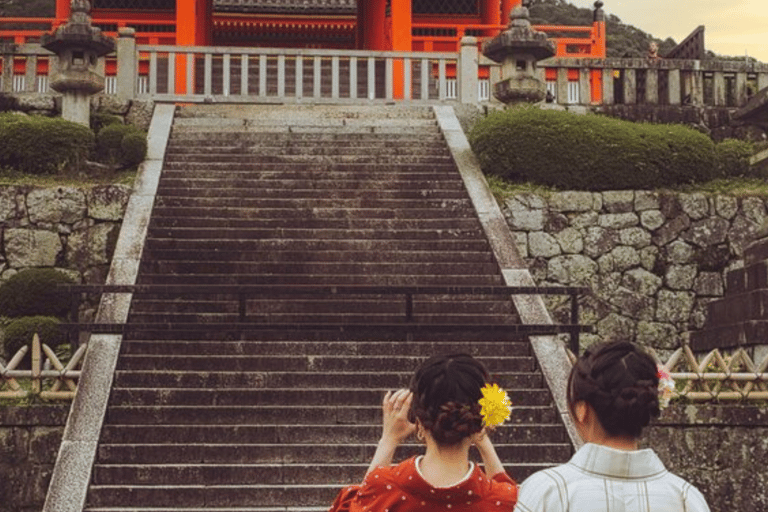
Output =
[{"x1": 84, "y1": 105, "x2": 572, "y2": 511}]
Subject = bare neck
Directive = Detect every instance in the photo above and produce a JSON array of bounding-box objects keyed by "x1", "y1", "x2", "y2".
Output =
[{"x1": 419, "y1": 438, "x2": 473, "y2": 488}]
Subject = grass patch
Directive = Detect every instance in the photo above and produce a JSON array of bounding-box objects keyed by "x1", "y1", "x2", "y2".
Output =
[
  {"x1": 487, "y1": 174, "x2": 768, "y2": 201},
  {"x1": 0, "y1": 166, "x2": 137, "y2": 187}
]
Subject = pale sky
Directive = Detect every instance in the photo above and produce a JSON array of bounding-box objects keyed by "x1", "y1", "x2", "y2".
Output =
[{"x1": 568, "y1": 0, "x2": 768, "y2": 62}]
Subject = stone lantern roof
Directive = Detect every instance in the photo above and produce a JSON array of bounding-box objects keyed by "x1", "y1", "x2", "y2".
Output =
[
  {"x1": 42, "y1": 0, "x2": 115, "y2": 57},
  {"x1": 482, "y1": 0, "x2": 555, "y2": 63}
]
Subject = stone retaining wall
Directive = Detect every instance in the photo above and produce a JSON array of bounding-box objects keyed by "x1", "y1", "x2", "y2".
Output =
[
  {"x1": 0, "y1": 184, "x2": 131, "y2": 320},
  {"x1": 502, "y1": 190, "x2": 768, "y2": 354},
  {"x1": 0, "y1": 406, "x2": 69, "y2": 512},
  {"x1": 647, "y1": 403, "x2": 768, "y2": 511}
]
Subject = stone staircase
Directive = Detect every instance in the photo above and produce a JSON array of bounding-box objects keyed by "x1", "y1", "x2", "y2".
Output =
[{"x1": 84, "y1": 105, "x2": 572, "y2": 511}]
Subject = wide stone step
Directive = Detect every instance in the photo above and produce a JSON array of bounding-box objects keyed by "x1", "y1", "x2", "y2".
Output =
[
  {"x1": 164, "y1": 154, "x2": 453, "y2": 165},
  {"x1": 167, "y1": 131, "x2": 443, "y2": 143},
  {"x1": 163, "y1": 145, "x2": 450, "y2": 156},
  {"x1": 116, "y1": 355, "x2": 534, "y2": 373},
  {"x1": 85, "y1": 484, "x2": 341, "y2": 509},
  {"x1": 159, "y1": 170, "x2": 457, "y2": 181},
  {"x1": 140, "y1": 261, "x2": 500, "y2": 276},
  {"x1": 161, "y1": 162, "x2": 455, "y2": 173},
  {"x1": 117, "y1": 338, "x2": 529, "y2": 356},
  {"x1": 148, "y1": 206, "x2": 478, "y2": 221},
  {"x1": 100, "y1": 423, "x2": 567, "y2": 445},
  {"x1": 171, "y1": 124, "x2": 442, "y2": 136},
  {"x1": 144, "y1": 238, "x2": 490, "y2": 252},
  {"x1": 153, "y1": 196, "x2": 471, "y2": 210},
  {"x1": 146, "y1": 226, "x2": 481, "y2": 240},
  {"x1": 96, "y1": 442, "x2": 571, "y2": 466},
  {"x1": 141, "y1": 249, "x2": 490, "y2": 263},
  {"x1": 93, "y1": 461, "x2": 550, "y2": 487},
  {"x1": 155, "y1": 187, "x2": 466, "y2": 200},
  {"x1": 148, "y1": 216, "x2": 477, "y2": 231},
  {"x1": 156, "y1": 178, "x2": 464, "y2": 191},
  {"x1": 136, "y1": 274, "x2": 505, "y2": 286},
  {"x1": 108, "y1": 388, "x2": 552, "y2": 407},
  {"x1": 112, "y1": 370, "x2": 541, "y2": 390},
  {"x1": 127, "y1": 297, "x2": 512, "y2": 315}
]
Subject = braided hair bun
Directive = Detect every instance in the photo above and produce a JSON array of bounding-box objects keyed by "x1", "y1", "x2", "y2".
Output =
[
  {"x1": 407, "y1": 354, "x2": 488, "y2": 445},
  {"x1": 568, "y1": 341, "x2": 660, "y2": 438}
]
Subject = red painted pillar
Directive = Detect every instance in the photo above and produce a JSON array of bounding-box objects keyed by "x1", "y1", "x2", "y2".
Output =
[
  {"x1": 482, "y1": 0, "x2": 502, "y2": 36},
  {"x1": 368, "y1": 0, "x2": 387, "y2": 50},
  {"x1": 390, "y1": 0, "x2": 412, "y2": 99},
  {"x1": 175, "y1": 0, "x2": 212, "y2": 94},
  {"x1": 501, "y1": 0, "x2": 517, "y2": 28},
  {"x1": 55, "y1": 0, "x2": 71, "y2": 26}
]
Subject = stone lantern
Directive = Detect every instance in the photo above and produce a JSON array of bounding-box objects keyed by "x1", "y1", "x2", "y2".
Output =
[
  {"x1": 41, "y1": 0, "x2": 115, "y2": 126},
  {"x1": 482, "y1": 0, "x2": 556, "y2": 104}
]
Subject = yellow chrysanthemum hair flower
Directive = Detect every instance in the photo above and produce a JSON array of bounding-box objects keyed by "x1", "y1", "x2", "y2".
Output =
[{"x1": 478, "y1": 383, "x2": 512, "y2": 427}]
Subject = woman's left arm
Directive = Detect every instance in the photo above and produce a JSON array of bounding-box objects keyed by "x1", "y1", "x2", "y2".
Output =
[
  {"x1": 365, "y1": 389, "x2": 416, "y2": 476},
  {"x1": 473, "y1": 430, "x2": 506, "y2": 478}
]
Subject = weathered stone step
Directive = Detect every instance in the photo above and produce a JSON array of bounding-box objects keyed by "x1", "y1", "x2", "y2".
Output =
[
  {"x1": 166, "y1": 132, "x2": 446, "y2": 144},
  {"x1": 142, "y1": 248, "x2": 490, "y2": 263},
  {"x1": 164, "y1": 154, "x2": 453, "y2": 165},
  {"x1": 96, "y1": 442, "x2": 571, "y2": 465},
  {"x1": 173, "y1": 116, "x2": 438, "y2": 128},
  {"x1": 154, "y1": 196, "x2": 471, "y2": 210},
  {"x1": 85, "y1": 484, "x2": 340, "y2": 509},
  {"x1": 141, "y1": 261, "x2": 500, "y2": 277},
  {"x1": 127, "y1": 297, "x2": 511, "y2": 316},
  {"x1": 163, "y1": 145, "x2": 450, "y2": 156},
  {"x1": 112, "y1": 370, "x2": 540, "y2": 390},
  {"x1": 144, "y1": 238, "x2": 490, "y2": 252},
  {"x1": 161, "y1": 162, "x2": 456, "y2": 173},
  {"x1": 154, "y1": 187, "x2": 467, "y2": 201},
  {"x1": 116, "y1": 355, "x2": 534, "y2": 373},
  {"x1": 149, "y1": 206, "x2": 477, "y2": 221},
  {"x1": 100, "y1": 423, "x2": 567, "y2": 445},
  {"x1": 126, "y1": 312, "x2": 514, "y2": 326},
  {"x1": 159, "y1": 171, "x2": 456, "y2": 183},
  {"x1": 117, "y1": 339, "x2": 529, "y2": 357},
  {"x1": 156, "y1": 178, "x2": 464, "y2": 191},
  {"x1": 108, "y1": 388, "x2": 551, "y2": 407},
  {"x1": 149, "y1": 216, "x2": 476, "y2": 231},
  {"x1": 136, "y1": 274, "x2": 505, "y2": 286},
  {"x1": 171, "y1": 123, "x2": 442, "y2": 135},
  {"x1": 146, "y1": 229, "x2": 482, "y2": 243},
  {"x1": 93, "y1": 461, "x2": 545, "y2": 487}
]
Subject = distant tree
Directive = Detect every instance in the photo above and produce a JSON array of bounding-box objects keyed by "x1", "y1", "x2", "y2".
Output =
[{"x1": 0, "y1": 0, "x2": 54, "y2": 17}]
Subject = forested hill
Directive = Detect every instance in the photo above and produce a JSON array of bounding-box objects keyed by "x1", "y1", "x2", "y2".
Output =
[{"x1": 529, "y1": 0, "x2": 678, "y2": 58}]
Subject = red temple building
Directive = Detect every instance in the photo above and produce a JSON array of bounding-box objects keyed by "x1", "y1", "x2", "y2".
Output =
[
  {"x1": 1, "y1": 0, "x2": 606, "y2": 102},
  {"x1": 2, "y1": 0, "x2": 605, "y2": 57}
]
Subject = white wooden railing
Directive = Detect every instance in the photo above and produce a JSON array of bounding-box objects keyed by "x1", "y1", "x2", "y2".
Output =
[{"x1": 133, "y1": 45, "x2": 463, "y2": 103}]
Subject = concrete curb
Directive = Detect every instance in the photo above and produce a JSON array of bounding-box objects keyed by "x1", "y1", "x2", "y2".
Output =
[
  {"x1": 43, "y1": 103, "x2": 175, "y2": 512},
  {"x1": 433, "y1": 105, "x2": 583, "y2": 450}
]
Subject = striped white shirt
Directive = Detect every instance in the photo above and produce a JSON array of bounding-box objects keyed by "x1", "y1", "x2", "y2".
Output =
[{"x1": 514, "y1": 443, "x2": 710, "y2": 512}]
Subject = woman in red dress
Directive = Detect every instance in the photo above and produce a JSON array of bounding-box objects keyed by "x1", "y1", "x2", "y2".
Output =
[{"x1": 329, "y1": 354, "x2": 518, "y2": 512}]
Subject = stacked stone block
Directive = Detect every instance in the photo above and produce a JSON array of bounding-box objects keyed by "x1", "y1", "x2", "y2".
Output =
[
  {"x1": 502, "y1": 190, "x2": 768, "y2": 353},
  {"x1": 690, "y1": 228, "x2": 768, "y2": 354}
]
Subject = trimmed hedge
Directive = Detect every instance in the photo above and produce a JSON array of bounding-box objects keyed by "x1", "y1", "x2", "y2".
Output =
[
  {"x1": 0, "y1": 268, "x2": 76, "y2": 319},
  {"x1": 90, "y1": 111, "x2": 124, "y2": 135},
  {"x1": 468, "y1": 107, "x2": 729, "y2": 190},
  {"x1": 715, "y1": 138, "x2": 754, "y2": 178},
  {"x1": 2, "y1": 316, "x2": 66, "y2": 361},
  {"x1": 0, "y1": 113, "x2": 94, "y2": 175},
  {"x1": 95, "y1": 123, "x2": 148, "y2": 167}
]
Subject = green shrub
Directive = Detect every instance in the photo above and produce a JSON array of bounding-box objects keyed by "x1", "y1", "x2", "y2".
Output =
[
  {"x1": 468, "y1": 107, "x2": 718, "y2": 190},
  {"x1": 96, "y1": 123, "x2": 147, "y2": 167},
  {"x1": 0, "y1": 268, "x2": 76, "y2": 319},
  {"x1": 0, "y1": 113, "x2": 94, "y2": 175},
  {"x1": 90, "y1": 112, "x2": 124, "y2": 135},
  {"x1": 120, "y1": 131, "x2": 148, "y2": 167},
  {"x1": 2, "y1": 316, "x2": 66, "y2": 361},
  {"x1": 715, "y1": 139, "x2": 754, "y2": 178},
  {"x1": 0, "y1": 93, "x2": 20, "y2": 113}
]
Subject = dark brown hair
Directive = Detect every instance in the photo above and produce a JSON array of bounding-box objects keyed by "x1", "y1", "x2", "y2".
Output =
[
  {"x1": 568, "y1": 341, "x2": 660, "y2": 438},
  {"x1": 407, "y1": 353, "x2": 488, "y2": 445}
]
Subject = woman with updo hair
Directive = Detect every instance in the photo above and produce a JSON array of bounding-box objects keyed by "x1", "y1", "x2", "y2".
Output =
[
  {"x1": 515, "y1": 341, "x2": 710, "y2": 512},
  {"x1": 329, "y1": 353, "x2": 518, "y2": 511}
]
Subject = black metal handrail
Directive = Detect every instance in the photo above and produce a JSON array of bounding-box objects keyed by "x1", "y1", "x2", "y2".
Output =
[{"x1": 65, "y1": 284, "x2": 592, "y2": 354}]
